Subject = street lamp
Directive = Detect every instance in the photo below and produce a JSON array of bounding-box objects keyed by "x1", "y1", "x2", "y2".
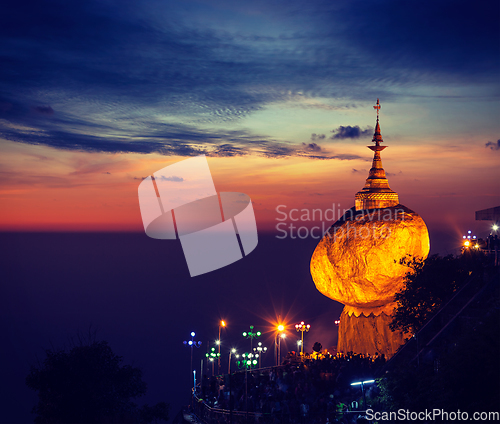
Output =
[
  {"x1": 275, "y1": 324, "x2": 285, "y2": 366},
  {"x1": 295, "y1": 321, "x2": 310, "y2": 355},
  {"x1": 206, "y1": 346, "x2": 220, "y2": 376},
  {"x1": 218, "y1": 320, "x2": 226, "y2": 375},
  {"x1": 253, "y1": 342, "x2": 268, "y2": 368},
  {"x1": 242, "y1": 325, "x2": 261, "y2": 351},
  {"x1": 228, "y1": 348, "x2": 237, "y2": 374},
  {"x1": 278, "y1": 334, "x2": 286, "y2": 366},
  {"x1": 183, "y1": 332, "x2": 202, "y2": 393},
  {"x1": 350, "y1": 379, "x2": 375, "y2": 410},
  {"x1": 462, "y1": 230, "x2": 478, "y2": 250},
  {"x1": 240, "y1": 352, "x2": 259, "y2": 369}
]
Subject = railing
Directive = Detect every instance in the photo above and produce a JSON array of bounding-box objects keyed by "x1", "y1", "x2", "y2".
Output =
[
  {"x1": 191, "y1": 396, "x2": 347, "y2": 424},
  {"x1": 191, "y1": 364, "x2": 348, "y2": 424}
]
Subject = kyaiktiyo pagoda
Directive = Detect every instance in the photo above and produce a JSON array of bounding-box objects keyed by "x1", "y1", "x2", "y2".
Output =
[{"x1": 310, "y1": 99, "x2": 430, "y2": 358}]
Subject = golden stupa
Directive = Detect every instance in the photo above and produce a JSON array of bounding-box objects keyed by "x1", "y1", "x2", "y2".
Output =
[{"x1": 310, "y1": 99, "x2": 430, "y2": 358}]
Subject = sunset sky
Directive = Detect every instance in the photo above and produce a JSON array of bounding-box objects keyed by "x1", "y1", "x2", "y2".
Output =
[
  {"x1": 1, "y1": 2, "x2": 499, "y2": 420},
  {"x1": 1, "y1": 0, "x2": 499, "y2": 247}
]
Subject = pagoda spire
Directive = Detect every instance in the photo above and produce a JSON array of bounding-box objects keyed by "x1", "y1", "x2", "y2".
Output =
[
  {"x1": 354, "y1": 99, "x2": 399, "y2": 211},
  {"x1": 372, "y1": 98, "x2": 383, "y2": 146}
]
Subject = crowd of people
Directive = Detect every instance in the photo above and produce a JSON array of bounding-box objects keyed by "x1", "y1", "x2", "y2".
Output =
[{"x1": 195, "y1": 351, "x2": 386, "y2": 423}]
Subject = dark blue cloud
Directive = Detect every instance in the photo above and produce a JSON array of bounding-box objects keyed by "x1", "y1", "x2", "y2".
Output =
[
  {"x1": 0, "y1": 0, "x2": 497, "y2": 156},
  {"x1": 331, "y1": 125, "x2": 372, "y2": 139},
  {"x1": 485, "y1": 140, "x2": 500, "y2": 151}
]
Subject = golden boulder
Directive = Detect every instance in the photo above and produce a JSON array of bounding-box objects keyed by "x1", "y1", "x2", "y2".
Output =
[{"x1": 310, "y1": 205, "x2": 430, "y2": 309}]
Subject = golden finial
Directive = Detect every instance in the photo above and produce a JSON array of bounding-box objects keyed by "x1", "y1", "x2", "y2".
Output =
[
  {"x1": 373, "y1": 98, "x2": 381, "y2": 118},
  {"x1": 372, "y1": 99, "x2": 383, "y2": 146}
]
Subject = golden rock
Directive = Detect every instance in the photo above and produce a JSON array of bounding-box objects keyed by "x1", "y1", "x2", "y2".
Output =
[
  {"x1": 310, "y1": 205, "x2": 430, "y2": 309},
  {"x1": 310, "y1": 100, "x2": 430, "y2": 358}
]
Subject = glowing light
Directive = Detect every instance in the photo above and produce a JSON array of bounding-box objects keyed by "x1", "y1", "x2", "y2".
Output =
[
  {"x1": 242, "y1": 332, "x2": 247, "y2": 337},
  {"x1": 351, "y1": 379, "x2": 375, "y2": 386},
  {"x1": 464, "y1": 240, "x2": 470, "y2": 247},
  {"x1": 277, "y1": 324, "x2": 285, "y2": 332},
  {"x1": 231, "y1": 348, "x2": 236, "y2": 353},
  {"x1": 280, "y1": 333, "x2": 286, "y2": 339},
  {"x1": 191, "y1": 332, "x2": 195, "y2": 337},
  {"x1": 221, "y1": 320, "x2": 226, "y2": 327},
  {"x1": 215, "y1": 340, "x2": 220, "y2": 345},
  {"x1": 493, "y1": 224, "x2": 499, "y2": 231}
]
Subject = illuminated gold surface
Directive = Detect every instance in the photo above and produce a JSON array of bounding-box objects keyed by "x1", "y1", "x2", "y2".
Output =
[
  {"x1": 354, "y1": 115, "x2": 399, "y2": 210},
  {"x1": 336, "y1": 308, "x2": 407, "y2": 357},
  {"x1": 310, "y1": 100, "x2": 430, "y2": 358},
  {"x1": 310, "y1": 205, "x2": 430, "y2": 309}
]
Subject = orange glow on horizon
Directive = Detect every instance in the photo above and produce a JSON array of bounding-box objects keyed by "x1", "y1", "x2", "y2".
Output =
[{"x1": 0, "y1": 137, "x2": 497, "y2": 234}]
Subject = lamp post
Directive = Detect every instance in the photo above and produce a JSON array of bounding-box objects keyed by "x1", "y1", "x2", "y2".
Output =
[
  {"x1": 350, "y1": 379, "x2": 375, "y2": 410},
  {"x1": 218, "y1": 320, "x2": 226, "y2": 375},
  {"x1": 253, "y1": 342, "x2": 268, "y2": 368},
  {"x1": 206, "y1": 346, "x2": 220, "y2": 376},
  {"x1": 228, "y1": 348, "x2": 236, "y2": 374},
  {"x1": 462, "y1": 230, "x2": 479, "y2": 251},
  {"x1": 275, "y1": 324, "x2": 285, "y2": 366},
  {"x1": 242, "y1": 325, "x2": 261, "y2": 351},
  {"x1": 295, "y1": 321, "x2": 310, "y2": 355},
  {"x1": 278, "y1": 333, "x2": 286, "y2": 366},
  {"x1": 183, "y1": 332, "x2": 202, "y2": 395}
]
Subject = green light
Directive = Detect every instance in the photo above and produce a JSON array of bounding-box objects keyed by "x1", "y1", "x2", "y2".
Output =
[
  {"x1": 256, "y1": 332, "x2": 261, "y2": 336},
  {"x1": 242, "y1": 332, "x2": 247, "y2": 337},
  {"x1": 247, "y1": 360, "x2": 251, "y2": 365},
  {"x1": 252, "y1": 360, "x2": 257, "y2": 365}
]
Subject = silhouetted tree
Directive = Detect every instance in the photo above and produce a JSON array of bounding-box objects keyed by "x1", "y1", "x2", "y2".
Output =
[
  {"x1": 379, "y1": 288, "x2": 500, "y2": 413},
  {"x1": 390, "y1": 252, "x2": 485, "y2": 334},
  {"x1": 312, "y1": 342, "x2": 322, "y2": 353},
  {"x1": 26, "y1": 340, "x2": 169, "y2": 423}
]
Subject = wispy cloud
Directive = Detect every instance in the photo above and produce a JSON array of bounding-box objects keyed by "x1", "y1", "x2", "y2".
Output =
[
  {"x1": 331, "y1": 125, "x2": 373, "y2": 140},
  {"x1": 485, "y1": 140, "x2": 500, "y2": 151},
  {"x1": 0, "y1": 0, "x2": 497, "y2": 159},
  {"x1": 158, "y1": 175, "x2": 184, "y2": 182}
]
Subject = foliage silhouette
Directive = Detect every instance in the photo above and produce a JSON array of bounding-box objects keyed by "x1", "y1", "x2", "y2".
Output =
[
  {"x1": 312, "y1": 342, "x2": 322, "y2": 353},
  {"x1": 26, "y1": 340, "x2": 169, "y2": 423},
  {"x1": 390, "y1": 251, "x2": 486, "y2": 334}
]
